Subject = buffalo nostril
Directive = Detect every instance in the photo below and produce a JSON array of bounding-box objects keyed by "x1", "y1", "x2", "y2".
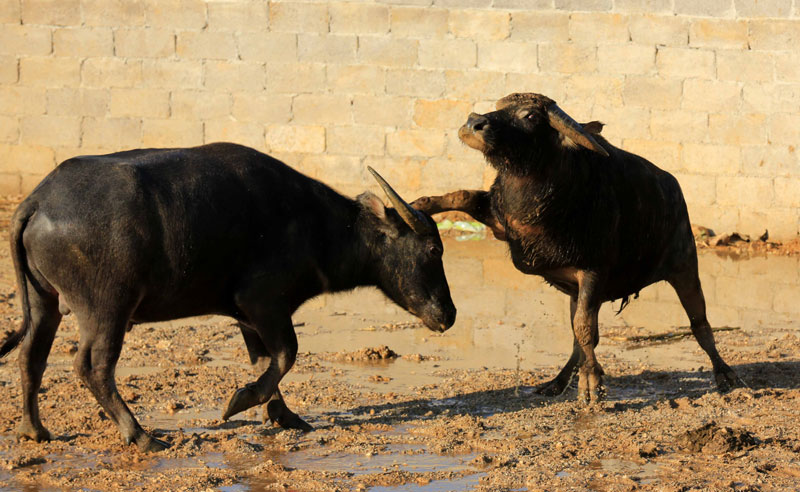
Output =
[{"x1": 467, "y1": 113, "x2": 489, "y2": 133}]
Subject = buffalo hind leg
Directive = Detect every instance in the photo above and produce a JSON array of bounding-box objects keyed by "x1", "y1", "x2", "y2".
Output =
[
  {"x1": 223, "y1": 312, "x2": 308, "y2": 431},
  {"x1": 668, "y1": 269, "x2": 745, "y2": 392},
  {"x1": 536, "y1": 297, "x2": 581, "y2": 396},
  {"x1": 236, "y1": 325, "x2": 311, "y2": 431},
  {"x1": 17, "y1": 284, "x2": 62, "y2": 442},
  {"x1": 74, "y1": 311, "x2": 168, "y2": 452}
]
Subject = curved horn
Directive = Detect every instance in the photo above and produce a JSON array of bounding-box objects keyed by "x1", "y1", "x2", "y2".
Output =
[
  {"x1": 547, "y1": 104, "x2": 609, "y2": 157},
  {"x1": 367, "y1": 166, "x2": 432, "y2": 235}
]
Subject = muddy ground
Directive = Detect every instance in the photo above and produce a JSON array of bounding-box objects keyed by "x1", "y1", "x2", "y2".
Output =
[{"x1": 0, "y1": 197, "x2": 798, "y2": 492}]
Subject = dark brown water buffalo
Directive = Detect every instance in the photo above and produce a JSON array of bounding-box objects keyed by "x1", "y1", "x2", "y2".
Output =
[
  {"x1": 3, "y1": 142, "x2": 456, "y2": 451},
  {"x1": 413, "y1": 93, "x2": 743, "y2": 403}
]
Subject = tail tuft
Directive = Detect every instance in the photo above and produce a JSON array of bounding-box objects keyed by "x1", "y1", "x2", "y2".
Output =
[{"x1": 0, "y1": 325, "x2": 27, "y2": 358}]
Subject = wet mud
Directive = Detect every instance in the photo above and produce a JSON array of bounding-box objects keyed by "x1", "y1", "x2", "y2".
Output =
[{"x1": 0, "y1": 197, "x2": 799, "y2": 491}]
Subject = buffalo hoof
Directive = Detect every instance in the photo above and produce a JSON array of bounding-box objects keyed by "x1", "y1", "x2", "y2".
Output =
[
  {"x1": 223, "y1": 386, "x2": 262, "y2": 421},
  {"x1": 267, "y1": 400, "x2": 313, "y2": 432},
  {"x1": 714, "y1": 366, "x2": 747, "y2": 393},
  {"x1": 16, "y1": 423, "x2": 52, "y2": 443},
  {"x1": 136, "y1": 434, "x2": 170, "y2": 453}
]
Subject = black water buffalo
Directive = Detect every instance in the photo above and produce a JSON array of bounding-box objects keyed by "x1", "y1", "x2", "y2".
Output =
[
  {"x1": 2, "y1": 142, "x2": 456, "y2": 451},
  {"x1": 413, "y1": 93, "x2": 743, "y2": 403}
]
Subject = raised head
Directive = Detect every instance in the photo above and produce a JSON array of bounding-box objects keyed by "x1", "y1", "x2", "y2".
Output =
[
  {"x1": 357, "y1": 167, "x2": 456, "y2": 333},
  {"x1": 458, "y1": 92, "x2": 609, "y2": 174}
]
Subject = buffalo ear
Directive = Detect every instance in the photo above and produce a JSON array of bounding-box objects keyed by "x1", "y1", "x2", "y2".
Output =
[
  {"x1": 357, "y1": 191, "x2": 399, "y2": 238},
  {"x1": 582, "y1": 121, "x2": 604, "y2": 135}
]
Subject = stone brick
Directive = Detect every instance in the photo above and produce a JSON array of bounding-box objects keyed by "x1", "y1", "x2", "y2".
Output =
[
  {"x1": 204, "y1": 119, "x2": 264, "y2": 149},
  {"x1": 622, "y1": 76, "x2": 682, "y2": 110},
  {"x1": 0, "y1": 173, "x2": 20, "y2": 194},
  {"x1": 327, "y1": 126, "x2": 385, "y2": 156},
  {"x1": 674, "y1": 0, "x2": 734, "y2": 17},
  {"x1": 741, "y1": 82, "x2": 773, "y2": 112},
  {"x1": 445, "y1": 70, "x2": 505, "y2": 100},
  {"x1": 422, "y1": 155, "x2": 485, "y2": 190},
  {"x1": 172, "y1": 90, "x2": 231, "y2": 120},
  {"x1": 749, "y1": 20, "x2": 800, "y2": 51},
  {"x1": 564, "y1": 74, "x2": 624, "y2": 108},
  {"x1": 614, "y1": 0, "x2": 672, "y2": 12},
  {"x1": 0, "y1": 26, "x2": 52, "y2": 56},
  {"x1": 774, "y1": 177, "x2": 800, "y2": 207},
  {"x1": 0, "y1": 56, "x2": 17, "y2": 84},
  {"x1": 265, "y1": 125, "x2": 325, "y2": 154},
  {"x1": 716, "y1": 176, "x2": 772, "y2": 207},
  {"x1": 269, "y1": 2, "x2": 328, "y2": 33},
  {"x1": 0, "y1": 144, "x2": 55, "y2": 174},
  {"x1": 46, "y1": 88, "x2": 109, "y2": 116},
  {"x1": 413, "y1": 99, "x2": 471, "y2": 129},
  {"x1": 449, "y1": 9, "x2": 510, "y2": 40},
  {"x1": 237, "y1": 33, "x2": 297, "y2": 63},
  {"x1": 82, "y1": 117, "x2": 142, "y2": 149},
  {"x1": 82, "y1": 0, "x2": 146, "y2": 27},
  {"x1": 0, "y1": 87, "x2": 46, "y2": 115},
  {"x1": 0, "y1": 116, "x2": 18, "y2": 143},
  {"x1": 0, "y1": 0, "x2": 20, "y2": 23},
  {"x1": 775, "y1": 52, "x2": 800, "y2": 82},
  {"x1": 358, "y1": 38, "x2": 418, "y2": 67},
  {"x1": 204, "y1": 61, "x2": 265, "y2": 92},
  {"x1": 82, "y1": 58, "x2": 142, "y2": 88},
  {"x1": 109, "y1": 88, "x2": 169, "y2": 118},
  {"x1": 177, "y1": 31, "x2": 237, "y2": 60},
  {"x1": 770, "y1": 84, "x2": 800, "y2": 113},
  {"x1": 590, "y1": 105, "x2": 651, "y2": 140},
  {"x1": 391, "y1": 7, "x2": 448, "y2": 38},
  {"x1": 717, "y1": 50, "x2": 774, "y2": 82},
  {"x1": 477, "y1": 41, "x2": 537, "y2": 72},
  {"x1": 689, "y1": 19, "x2": 747, "y2": 49},
  {"x1": 298, "y1": 34, "x2": 357, "y2": 64},
  {"x1": 144, "y1": 0, "x2": 206, "y2": 29},
  {"x1": 682, "y1": 143, "x2": 741, "y2": 175},
  {"x1": 741, "y1": 145, "x2": 800, "y2": 178},
  {"x1": 673, "y1": 173, "x2": 716, "y2": 206},
  {"x1": 656, "y1": 47, "x2": 715, "y2": 79},
  {"x1": 266, "y1": 63, "x2": 326, "y2": 93},
  {"x1": 19, "y1": 57, "x2": 80, "y2": 87},
  {"x1": 554, "y1": 0, "x2": 612, "y2": 10},
  {"x1": 387, "y1": 129, "x2": 445, "y2": 157},
  {"x1": 539, "y1": 43, "x2": 597, "y2": 73},
  {"x1": 20, "y1": 115, "x2": 81, "y2": 147},
  {"x1": 54, "y1": 28, "x2": 113, "y2": 57},
  {"x1": 207, "y1": 1, "x2": 269, "y2": 32},
  {"x1": 362, "y1": 156, "x2": 423, "y2": 194},
  {"x1": 734, "y1": 0, "x2": 792, "y2": 17},
  {"x1": 386, "y1": 68, "x2": 445, "y2": 97},
  {"x1": 770, "y1": 113, "x2": 800, "y2": 145},
  {"x1": 330, "y1": 3, "x2": 389, "y2": 34},
  {"x1": 597, "y1": 44, "x2": 655, "y2": 74},
  {"x1": 570, "y1": 13, "x2": 629, "y2": 43},
  {"x1": 142, "y1": 119, "x2": 203, "y2": 147},
  {"x1": 434, "y1": 0, "x2": 490, "y2": 7},
  {"x1": 293, "y1": 94, "x2": 352, "y2": 125},
  {"x1": 740, "y1": 208, "x2": 797, "y2": 239},
  {"x1": 21, "y1": 0, "x2": 80, "y2": 26},
  {"x1": 141, "y1": 59, "x2": 202, "y2": 88},
  {"x1": 510, "y1": 12, "x2": 569, "y2": 42},
  {"x1": 492, "y1": 0, "x2": 555, "y2": 7},
  {"x1": 328, "y1": 65, "x2": 385, "y2": 94},
  {"x1": 708, "y1": 112, "x2": 767, "y2": 145},
  {"x1": 353, "y1": 95, "x2": 412, "y2": 126},
  {"x1": 629, "y1": 14, "x2": 688, "y2": 46},
  {"x1": 114, "y1": 29, "x2": 174, "y2": 58},
  {"x1": 621, "y1": 139, "x2": 682, "y2": 172},
  {"x1": 231, "y1": 93, "x2": 292, "y2": 124},
  {"x1": 419, "y1": 39, "x2": 476, "y2": 69},
  {"x1": 682, "y1": 79, "x2": 740, "y2": 112}
]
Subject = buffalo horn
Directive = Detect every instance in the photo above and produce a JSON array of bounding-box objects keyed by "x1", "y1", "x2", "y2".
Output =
[
  {"x1": 547, "y1": 104, "x2": 609, "y2": 157},
  {"x1": 367, "y1": 166, "x2": 432, "y2": 235}
]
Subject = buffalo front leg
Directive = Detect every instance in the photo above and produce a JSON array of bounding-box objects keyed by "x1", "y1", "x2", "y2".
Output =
[
  {"x1": 411, "y1": 190, "x2": 506, "y2": 240},
  {"x1": 573, "y1": 272, "x2": 604, "y2": 404},
  {"x1": 73, "y1": 310, "x2": 169, "y2": 452},
  {"x1": 668, "y1": 268, "x2": 745, "y2": 392},
  {"x1": 236, "y1": 325, "x2": 311, "y2": 431},
  {"x1": 16, "y1": 284, "x2": 62, "y2": 443},
  {"x1": 536, "y1": 297, "x2": 583, "y2": 396}
]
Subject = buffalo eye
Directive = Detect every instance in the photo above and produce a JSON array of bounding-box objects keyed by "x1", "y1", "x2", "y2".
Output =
[{"x1": 427, "y1": 244, "x2": 443, "y2": 257}]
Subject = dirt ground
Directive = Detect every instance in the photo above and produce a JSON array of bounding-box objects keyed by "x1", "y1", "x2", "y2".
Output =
[{"x1": 0, "y1": 196, "x2": 799, "y2": 492}]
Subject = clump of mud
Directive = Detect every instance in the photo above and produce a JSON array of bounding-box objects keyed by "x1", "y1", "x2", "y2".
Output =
[
  {"x1": 678, "y1": 421, "x2": 758, "y2": 454},
  {"x1": 331, "y1": 345, "x2": 398, "y2": 362}
]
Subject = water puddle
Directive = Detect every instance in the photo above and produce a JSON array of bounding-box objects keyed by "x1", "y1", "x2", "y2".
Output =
[
  {"x1": 588, "y1": 458, "x2": 661, "y2": 484},
  {"x1": 368, "y1": 472, "x2": 487, "y2": 492}
]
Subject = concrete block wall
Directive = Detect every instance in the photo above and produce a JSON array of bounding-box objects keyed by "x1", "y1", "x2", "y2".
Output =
[{"x1": 1, "y1": 0, "x2": 799, "y2": 238}]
